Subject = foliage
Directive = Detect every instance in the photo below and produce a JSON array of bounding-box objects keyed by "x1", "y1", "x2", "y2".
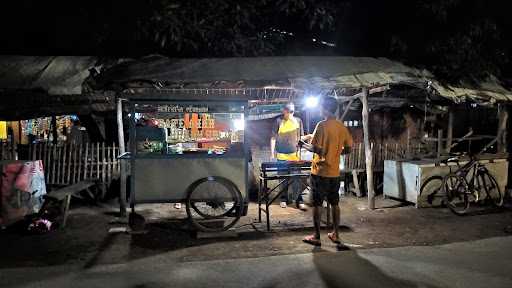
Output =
[{"x1": 0, "y1": 0, "x2": 510, "y2": 83}]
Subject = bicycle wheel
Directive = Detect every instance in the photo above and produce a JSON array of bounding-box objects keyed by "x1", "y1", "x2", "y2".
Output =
[
  {"x1": 420, "y1": 176, "x2": 444, "y2": 206},
  {"x1": 478, "y1": 170, "x2": 503, "y2": 207},
  {"x1": 442, "y1": 173, "x2": 470, "y2": 215},
  {"x1": 186, "y1": 176, "x2": 243, "y2": 232}
]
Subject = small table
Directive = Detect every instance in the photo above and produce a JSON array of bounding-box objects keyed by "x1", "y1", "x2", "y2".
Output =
[{"x1": 258, "y1": 161, "x2": 311, "y2": 231}]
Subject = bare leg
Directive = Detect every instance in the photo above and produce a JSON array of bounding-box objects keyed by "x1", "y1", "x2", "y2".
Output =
[
  {"x1": 313, "y1": 205, "x2": 322, "y2": 239},
  {"x1": 331, "y1": 203, "x2": 340, "y2": 240},
  {"x1": 303, "y1": 205, "x2": 322, "y2": 246}
]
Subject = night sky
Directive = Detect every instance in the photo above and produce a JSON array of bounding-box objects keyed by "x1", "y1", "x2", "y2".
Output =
[{"x1": 1, "y1": 0, "x2": 511, "y2": 83}]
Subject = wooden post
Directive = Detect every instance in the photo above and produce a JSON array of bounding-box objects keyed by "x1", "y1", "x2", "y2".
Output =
[
  {"x1": 96, "y1": 142, "x2": 100, "y2": 180},
  {"x1": 352, "y1": 170, "x2": 361, "y2": 197},
  {"x1": 18, "y1": 121, "x2": 22, "y2": 144},
  {"x1": 361, "y1": 88, "x2": 375, "y2": 209},
  {"x1": 89, "y1": 143, "x2": 94, "y2": 179},
  {"x1": 84, "y1": 143, "x2": 89, "y2": 180},
  {"x1": 437, "y1": 129, "x2": 443, "y2": 161},
  {"x1": 116, "y1": 97, "x2": 127, "y2": 217},
  {"x1": 339, "y1": 99, "x2": 355, "y2": 121},
  {"x1": 51, "y1": 116, "x2": 58, "y2": 145},
  {"x1": 66, "y1": 144, "x2": 72, "y2": 185},
  {"x1": 406, "y1": 128, "x2": 411, "y2": 158},
  {"x1": 445, "y1": 109, "x2": 454, "y2": 153},
  {"x1": 51, "y1": 145, "x2": 57, "y2": 185},
  {"x1": 77, "y1": 144, "x2": 83, "y2": 182},
  {"x1": 497, "y1": 105, "x2": 509, "y2": 153}
]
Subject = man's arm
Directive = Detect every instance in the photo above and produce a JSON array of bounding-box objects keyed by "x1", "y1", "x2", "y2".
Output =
[
  {"x1": 341, "y1": 127, "x2": 353, "y2": 155},
  {"x1": 299, "y1": 141, "x2": 323, "y2": 155},
  {"x1": 302, "y1": 123, "x2": 325, "y2": 156},
  {"x1": 301, "y1": 134, "x2": 313, "y2": 142},
  {"x1": 270, "y1": 118, "x2": 279, "y2": 159}
]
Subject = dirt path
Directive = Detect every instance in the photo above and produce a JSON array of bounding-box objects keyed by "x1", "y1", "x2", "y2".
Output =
[{"x1": 1, "y1": 196, "x2": 511, "y2": 268}]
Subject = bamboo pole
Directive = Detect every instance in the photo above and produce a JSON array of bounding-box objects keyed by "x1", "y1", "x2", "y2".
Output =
[
  {"x1": 63, "y1": 144, "x2": 69, "y2": 185},
  {"x1": 339, "y1": 99, "x2": 355, "y2": 121},
  {"x1": 357, "y1": 143, "x2": 363, "y2": 169},
  {"x1": 77, "y1": 143, "x2": 83, "y2": 182},
  {"x1": 101, "y1": 142, "x2": 107, "y2": 185},
  {"x1": 56, "y1": 145, "x2": 62, "y2": 184},
  {"x1": 45, "y1": 143, "x2": 50, "y2": 183},
  {"x1": 51, "y1": 145, "x2": 57, "y2": 184},
  {"x1": 84, "y1": 143, "x2": 89, "y2": 180},
  {"x1": 361, "y1": 88, "x2": 375, "y2": 209},
  {"x1": 107, "y1": 144, "x2": 112, "y2": 184},
  {"x1": 89, "y1": 143, "x2": 94, "y2": 179},
  {"x1": 66, "y1": 144, "x2": 72, "y2": 184},
  {"x1": 96, "y1": 142, "x2": 100, "y2": 180}
]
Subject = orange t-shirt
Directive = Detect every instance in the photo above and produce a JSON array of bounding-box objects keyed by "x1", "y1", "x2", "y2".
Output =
[{"x1": 311, "y1": 118, "x2": 353, "y2": 177}]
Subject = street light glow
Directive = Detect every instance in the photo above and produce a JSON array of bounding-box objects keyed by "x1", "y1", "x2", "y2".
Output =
[
  {"x1": 305, "y1": 96, "x2": 319, "y2": 108},
  {"x1": 233, "y1": 117, "x2": 245, "y2": 131}
]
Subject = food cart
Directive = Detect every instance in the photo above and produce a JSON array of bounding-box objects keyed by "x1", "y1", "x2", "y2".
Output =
[{"x1": 126, "y1": 91, "x2": 249, "y2": 232}]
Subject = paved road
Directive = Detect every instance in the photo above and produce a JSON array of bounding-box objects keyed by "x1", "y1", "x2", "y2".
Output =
[{"x1": 1, "y1": 236, "x2": 511, "y2": 288}]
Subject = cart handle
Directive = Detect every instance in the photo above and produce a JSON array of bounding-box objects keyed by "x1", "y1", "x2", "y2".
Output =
[{"x1": 117, "y1": 152, "x2": 132, "y2": 159}]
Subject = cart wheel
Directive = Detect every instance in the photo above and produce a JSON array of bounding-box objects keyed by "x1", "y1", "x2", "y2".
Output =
[{"x1": 185, "y1": 176, "x2": 243, "y2": 232}]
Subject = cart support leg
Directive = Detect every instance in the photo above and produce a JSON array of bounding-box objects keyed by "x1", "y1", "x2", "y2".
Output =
[
  {"x1": 266, "y1": 201, "x2": 271, "y2": 232},
  {"x1": 258, "y1": 178, "x2": 262, "y2": 223}
]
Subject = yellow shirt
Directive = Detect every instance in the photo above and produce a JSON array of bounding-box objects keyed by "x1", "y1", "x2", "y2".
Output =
[
  {"x1": 311, "y1": 119, "x2": 353, "y2": 177},
  {"x1": 276, "y1": 117, "x2": 301, "y2": 161}
]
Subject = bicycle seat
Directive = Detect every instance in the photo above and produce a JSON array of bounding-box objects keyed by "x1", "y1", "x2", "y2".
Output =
[{"x1": 440, "y1": 157, "x2": 460, "y2": 165}]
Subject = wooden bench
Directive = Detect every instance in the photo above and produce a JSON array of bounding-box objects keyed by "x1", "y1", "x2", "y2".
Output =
[{"x1": 44, "y1": 180, "x2": 99, "y2": 228}]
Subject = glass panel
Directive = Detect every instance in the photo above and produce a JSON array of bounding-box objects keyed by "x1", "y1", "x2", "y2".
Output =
[{"x1": 133, "y1": 102, "x2": 244, "y2": 156}]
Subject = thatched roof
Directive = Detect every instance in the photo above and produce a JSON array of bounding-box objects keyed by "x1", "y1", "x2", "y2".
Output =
[
  {"x1": 0, "y1": 56, "x2": 98, "y2": 95},
  {"x1": 100, "y1": 55, "x2": 430, "y2": 88},
  {"x1": 101, "y1": 55, "x2": 512, "y2": 103}
]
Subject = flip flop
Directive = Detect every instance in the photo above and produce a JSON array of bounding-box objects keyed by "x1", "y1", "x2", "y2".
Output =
[
  {"x1": 302, "y1": 235, "x2": 321, "y2": 246},
  {"x1": 327, "y1": 232, "x2": 341, "y2": 244}
]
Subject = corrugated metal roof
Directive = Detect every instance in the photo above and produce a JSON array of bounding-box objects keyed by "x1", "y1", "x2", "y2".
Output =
[{"x1": 0, "y1": 55, "x2": 511, "y2": 107}]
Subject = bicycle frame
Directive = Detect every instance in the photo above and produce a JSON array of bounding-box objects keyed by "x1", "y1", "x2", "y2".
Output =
[{"x1": 453, "y1": 156, "x2": 493, "y2": 202}]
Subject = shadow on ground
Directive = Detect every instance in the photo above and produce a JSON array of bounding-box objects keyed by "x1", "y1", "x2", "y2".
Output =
[{"x1": 1, "y1": 196, "x2": 512, "y2": 271}]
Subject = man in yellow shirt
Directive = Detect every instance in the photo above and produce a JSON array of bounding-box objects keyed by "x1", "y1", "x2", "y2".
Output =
[
  {"x1": 300, "y1": 97, "x2": 353, "y2": 246},
  {"x1": 270, "y1": 103, "x2": 306, "y2": 210}
]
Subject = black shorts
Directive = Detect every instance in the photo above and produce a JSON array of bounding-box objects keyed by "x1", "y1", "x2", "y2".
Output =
[{"x1": 310, "y1": 175, "x2": 341, "y2": 206}]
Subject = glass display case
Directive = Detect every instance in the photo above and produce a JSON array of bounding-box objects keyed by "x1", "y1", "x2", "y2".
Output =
[
  {"x1": 133, "y1": 102, "x2": 244, "y2": 157},
  {"x1": 128, "y1": 99, "x2": 248, "y2": 213}
]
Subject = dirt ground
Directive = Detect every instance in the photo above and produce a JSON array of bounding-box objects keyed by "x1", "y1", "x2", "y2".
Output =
[{"x1": 1, "y1": 195, "x2": 511, "y2": 269}]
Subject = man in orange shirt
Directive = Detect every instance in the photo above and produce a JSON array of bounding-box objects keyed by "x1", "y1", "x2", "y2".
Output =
[{"x1": 300, "y1": 96, "x2": 353, "y2": 246}]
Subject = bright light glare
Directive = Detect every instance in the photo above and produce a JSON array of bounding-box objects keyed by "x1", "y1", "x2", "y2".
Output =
[
  {"x1": 305, "y1": 96, "x2": 319, "y2": 108},
  {"x1": 233, "y1": 118, "x2": 245, "y2": 131}
]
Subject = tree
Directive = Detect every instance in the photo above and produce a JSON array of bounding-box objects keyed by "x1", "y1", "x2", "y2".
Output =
[{"x1": 1, "y1": 0, "x2": 510, "y2": 83}]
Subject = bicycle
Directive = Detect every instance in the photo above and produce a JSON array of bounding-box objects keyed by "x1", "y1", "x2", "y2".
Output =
[{"x1": 420, "y1": 154, "x2": 503, "y2": 215}]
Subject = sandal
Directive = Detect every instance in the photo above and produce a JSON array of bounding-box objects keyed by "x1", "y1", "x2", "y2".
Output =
[
  {"x1": 303, "y1": 235, "x2": 321, "y2": 246},
  {"x1": 327, "y1": 232, "x2": 341, "y2": 244}
]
